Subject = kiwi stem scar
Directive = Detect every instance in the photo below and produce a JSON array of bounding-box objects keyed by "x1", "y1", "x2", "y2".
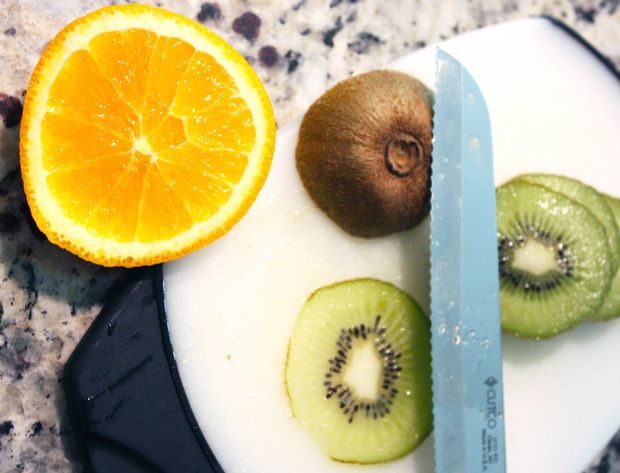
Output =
[{"x1": 384, "y1": 132, "x2": 421, "y2": 177}]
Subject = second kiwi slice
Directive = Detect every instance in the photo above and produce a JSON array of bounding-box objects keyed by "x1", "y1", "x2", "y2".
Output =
[
  {"x1": 497, "y1": 181, "x2": 613, "y2": 338},
  {"x1": 593, "y1": 195, "x2": 620, "y2": 321},
  {"x1": 285, "y1": 279, "x2": 432, "y2": 464},
  {"x1": 515, "y1": 173, "x2": 620, "y2": 273}
]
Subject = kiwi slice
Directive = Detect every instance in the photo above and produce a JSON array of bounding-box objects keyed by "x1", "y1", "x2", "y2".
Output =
[
  {"x1": 497, "y1": 181, "x2": 613, "y2": 338},
  {"x1": 285, "y1": 279, "x2": 432, "y2": 464},
  {"x1": 296, "y1": 71, "x2": 433, "y2": 238},
  {"x1": 515, "y1": 174, "x2": 620, "y2": 273},
  {"x1": 593, "y1": 195, "x2": 620, "y2": 321}
]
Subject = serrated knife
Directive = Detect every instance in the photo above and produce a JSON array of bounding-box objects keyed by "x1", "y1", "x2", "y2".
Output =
[{"x1": 429, "y1": 49, "x2": 506, "y2": 473}]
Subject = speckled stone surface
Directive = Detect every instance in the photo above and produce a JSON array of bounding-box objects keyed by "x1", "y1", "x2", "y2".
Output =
[{"x1": 0, "y1": 1, "x2": 619, "y2": 472}]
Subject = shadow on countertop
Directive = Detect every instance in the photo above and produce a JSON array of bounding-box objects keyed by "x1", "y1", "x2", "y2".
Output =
[{"x1": 0, "y1": 120, "x2": 124, "y2": 472}]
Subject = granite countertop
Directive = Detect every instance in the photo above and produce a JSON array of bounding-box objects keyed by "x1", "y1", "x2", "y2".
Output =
[{"x1": 0, "y1": 1, "x2": 619, "y2": 472}]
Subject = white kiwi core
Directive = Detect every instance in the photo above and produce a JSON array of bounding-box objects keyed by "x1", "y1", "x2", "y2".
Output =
[
  {"x1": 512, "y1": 239, "x2": 558, "y2": 276},
  {"x1": 342, "y1": 339, "x2": 383, "y2": 401}
]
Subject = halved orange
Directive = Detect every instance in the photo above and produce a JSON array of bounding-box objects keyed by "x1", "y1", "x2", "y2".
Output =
[{"x1": 20, "y1": 5, "x2": 275, "y2": 267}]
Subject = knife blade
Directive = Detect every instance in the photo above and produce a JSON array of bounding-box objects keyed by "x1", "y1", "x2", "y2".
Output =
[{"x1": 429, "y1": 49, "x2": 506, "y2": 473}]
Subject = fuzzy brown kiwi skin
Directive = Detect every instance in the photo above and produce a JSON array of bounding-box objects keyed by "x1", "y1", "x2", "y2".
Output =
[{"x1": 295, "y1": 70, "x2": 433, "y2": 238}]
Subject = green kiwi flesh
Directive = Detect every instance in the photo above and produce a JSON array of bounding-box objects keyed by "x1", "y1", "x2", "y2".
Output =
[
  {"x1": 295, "y1": 71, "x2": 433, "y2": 238},
  {"x1": 497, "y1": 181, "x2": 613, "y2": 338},
  {"x1": 514, "y1": 174, "x2": 620, "y2": 273},
  {"x1": 285, "y1": 279, "x2": 432, "y2": 464},
  {"x1": 593, "y1": 195, "x2": 620, "y2": 321}
]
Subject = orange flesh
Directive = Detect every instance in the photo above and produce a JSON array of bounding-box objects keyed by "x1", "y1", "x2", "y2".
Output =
[{"x1": 42, "y1": 28, "x2": 255, "y2": 243}]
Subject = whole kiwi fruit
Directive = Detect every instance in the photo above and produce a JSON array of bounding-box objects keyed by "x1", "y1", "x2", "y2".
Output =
[{"x1": 295, "y1": 70, "x2": 433, "y2": 238}]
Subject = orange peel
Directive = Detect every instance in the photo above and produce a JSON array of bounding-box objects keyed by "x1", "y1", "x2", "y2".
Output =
[{"x1": 20, "y1": 5, "x2": 275, "y2": 267}]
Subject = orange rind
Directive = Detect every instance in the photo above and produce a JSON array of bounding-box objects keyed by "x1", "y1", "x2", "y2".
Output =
[{"x1": 20, "y1": 5, "x2": 275, "y2": 267}]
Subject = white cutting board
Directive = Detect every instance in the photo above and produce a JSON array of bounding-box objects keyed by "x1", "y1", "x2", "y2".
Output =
[{"x1": 164, "y1": 18, "x2": 620, "y2": 473}]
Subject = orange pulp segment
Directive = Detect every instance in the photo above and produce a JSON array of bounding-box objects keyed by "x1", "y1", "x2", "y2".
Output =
[{"x1": 20, "y1": 5, "x2": 275, "y2": 266}]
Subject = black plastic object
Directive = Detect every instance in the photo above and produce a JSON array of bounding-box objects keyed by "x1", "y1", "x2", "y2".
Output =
[{"x1": 64, "y1": 266, "x2": 222, "y2": 473}]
